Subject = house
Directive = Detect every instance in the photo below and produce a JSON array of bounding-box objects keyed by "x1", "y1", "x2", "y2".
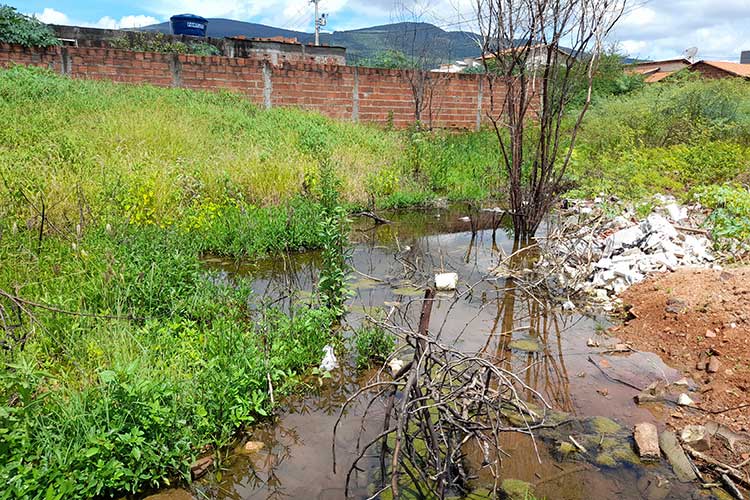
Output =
[
  {"x1": 688, "y1": 60, "x2": 750, "y2": 79},
  {"x1": 479, "y1": 44, "x2": 578, "y2": 70},
  {"x1": 627, "y1": 58, "x2": 692, "y2": 83},
  {"x1": 627, "y1": 52, "x2": 750, "y2": 82},
  {"x1": 431, "y1": 57, "x2": 482, "y2": 73}
]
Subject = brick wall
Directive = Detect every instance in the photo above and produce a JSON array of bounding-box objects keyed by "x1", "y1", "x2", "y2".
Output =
[{"x1": 0, "y1": 43, "x2": 507, "y2": 130}]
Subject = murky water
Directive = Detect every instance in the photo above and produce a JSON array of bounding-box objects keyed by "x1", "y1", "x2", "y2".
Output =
[{"x1": 184, "y1": 204, "x2": 706, "y2": 500}]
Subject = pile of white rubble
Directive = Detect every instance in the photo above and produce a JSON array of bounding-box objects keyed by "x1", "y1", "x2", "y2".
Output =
[{"x1": 538, "y1": 195, "x2": 720, "y2": 309}]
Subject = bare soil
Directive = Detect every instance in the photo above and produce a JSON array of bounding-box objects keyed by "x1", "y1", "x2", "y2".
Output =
[{"x1": 611, "y1": 266, "x2": 750, "y2": 469}]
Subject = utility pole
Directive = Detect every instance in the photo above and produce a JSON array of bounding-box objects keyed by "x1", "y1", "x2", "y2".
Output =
[{"x1": 311, "y1": 0, "x2": 326, "y2": 46}]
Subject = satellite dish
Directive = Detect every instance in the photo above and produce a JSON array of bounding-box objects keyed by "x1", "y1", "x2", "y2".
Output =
[{"x1": 684, "y1": 47, "x2": 698, "y2": 62}]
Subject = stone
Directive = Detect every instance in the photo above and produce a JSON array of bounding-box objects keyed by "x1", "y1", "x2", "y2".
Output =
[
  {"x1": 190, "y1": 456, "x2": 213, "y2": 479},
  {"x1": 705, "y1": 329, "x2": 716, "y2": 338},
  {"x1": 508, "y1": 339, "x2": 542, "y2": 353},
  {"x1": 434, "y1": 272, "x2": 458, "y2": 291},
  {"x1": 707, "y1": 356, "x2": 721, "y2": 373},
  {"x1": 664, "y1": 203, "x2": 688, "y2": 222},
  {"x1": 680, "y1": 425, "x2": 711, "y2": 451},
  {"x1": 659, "y1": 431, "x2": 697, "y2": 482},
  {"x1": 634, "y1": 423, "x2": 660, "y2": 460},
  {"x1": 635, "y1": 392, "x2": 659, "y2": 404},
  {"x1": 677, "y1": 393, "x2": 694, "y2": 406},
  {"x1": 242, "y1": 441, "x2": 265, "y2": 454},
  {"x1": 388, "y1": 358, "x2": 404, "y2": 374}
]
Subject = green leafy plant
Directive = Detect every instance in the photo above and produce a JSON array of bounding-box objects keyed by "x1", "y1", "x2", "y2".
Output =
[
  {"x1": 316, "y1": 161, "x2": 352, "y2": 317},
  {"x1": 0, "y1": 5, "x2": 60, "y2": 47},
  {"x1": 110, "y1": 32, "x2": 220, "y2": 56},
  {"x1": 355, "y1": 325, "x2": 395, "y2": 369},
  {"x1": 694, "y1": 184, "x2": 750, "y2": 244}
]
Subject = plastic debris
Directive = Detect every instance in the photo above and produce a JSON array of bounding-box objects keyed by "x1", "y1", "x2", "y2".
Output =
[
  {"x1": 435, "y1": 272, "x2": 458, "y2": 291},
  {"x1": 319, "y1": 345, "x2": 338, "y2": 372}
]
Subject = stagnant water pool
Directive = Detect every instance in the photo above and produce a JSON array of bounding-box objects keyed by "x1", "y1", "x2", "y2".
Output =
[{"x1": 155, "y1": 204, "x2": 715, "y2": 500}]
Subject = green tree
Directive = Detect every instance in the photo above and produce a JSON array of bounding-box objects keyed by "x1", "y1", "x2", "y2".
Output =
[{"x1": 0, "y1": 5, "x2": 59, "y2": 47}]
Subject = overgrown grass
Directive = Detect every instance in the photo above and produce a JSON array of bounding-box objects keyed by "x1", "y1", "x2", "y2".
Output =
[
  {"x1": 0, "y1": 66, "x2": 503, "y2": 234},
  {"x1": 0, "y1": 221, "x2": 340, "y2": 498},
  {"x1": 569, "y1": 77, "x2": 750, "y2": 200}
]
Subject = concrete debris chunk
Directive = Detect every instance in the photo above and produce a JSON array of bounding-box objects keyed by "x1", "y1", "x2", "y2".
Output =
[
  {"x1": 531, "y1": 197, "x2": 717, "y2": 312},
  {"x1": 665, "y1": 203, "x2": 688, "y2": 222},
  {"x1": 659, "y1": 431, "x2": 698, "y2": 482},
  {"x1": 677, "y1": 393, "x2": 694, "y2": 406},
  {"x1": 680, "y1": 425, "x2": 711, "y2": 451},
  {"x1": 319, "y1": 345, "x2": 338, "y2": 372},
  {"x1": 634, "y1": 423, "x2": 660, "y2": 460}
]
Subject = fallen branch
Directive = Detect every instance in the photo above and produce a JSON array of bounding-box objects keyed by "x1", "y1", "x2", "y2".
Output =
[{"x1": 354, "y1": 211, "x2": 392, "y2": 224}]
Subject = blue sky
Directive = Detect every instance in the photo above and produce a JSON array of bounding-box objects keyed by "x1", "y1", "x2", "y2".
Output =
[{"x1": 12, "y1": 0, "x2": 750, "y2": 62}]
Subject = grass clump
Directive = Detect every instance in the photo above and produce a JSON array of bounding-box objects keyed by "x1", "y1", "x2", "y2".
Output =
[
  {"x1": 0, "y1": 221, "x2": 338, "y2": 498},
  {"x1": 569, "y1": 77, "x2": 750, "y2": 200},
  {"x1": 355, "y1": 325, "x2": 395, "y2": 369}
]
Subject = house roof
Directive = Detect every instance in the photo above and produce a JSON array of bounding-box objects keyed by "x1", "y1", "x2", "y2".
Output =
[
  {"x1": 694, "y1": 60, "x2": 750, "y2": 78},
  {"x1": 644, "y1": 71, "x2": 673, "y2": 83},
  {"x1": 628, "y1": 58, "x2": 692, "y2": 68}
]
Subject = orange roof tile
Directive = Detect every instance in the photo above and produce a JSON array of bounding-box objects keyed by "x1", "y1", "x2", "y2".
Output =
[
  {"x1": 697, "y1": 60, "x2": 750, "y2": 77},
  {"x1": 644, "y1": 71, "x2": 673, "y2": 83}
]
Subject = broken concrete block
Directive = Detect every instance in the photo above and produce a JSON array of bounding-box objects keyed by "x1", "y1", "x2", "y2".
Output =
[
  {"x1": 435, "y1": 272, "x2": 458, "y2": 291},
  {"x1": 680, "y1": 425, "x2": 711, "y2": 451},
  {"x1": 665, "y1": 203, "x2": 688, "y2": 222},
  {"x1": 634, "y1": 423, "x2": 660, "y2": 460},
  {"x1": 644, "y1": 214, "x2": 679, "y2": 240},
  {"x1": 659, "y1": 431, "x2": 698, "y2": 482},
  {"x1": 603, "y1": 226, "x2": 645, "y2": 255}
]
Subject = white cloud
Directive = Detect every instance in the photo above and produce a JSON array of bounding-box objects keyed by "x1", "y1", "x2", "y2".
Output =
[
  {"x1": 611, "y1": 1, "x2": 750, "y2": 61},
  {"x1": 33, "y1": 8, "x2": 71, "y2": 25},
  {"x1": 95, "y1": 15, "x2": 161, "y2": 29}
]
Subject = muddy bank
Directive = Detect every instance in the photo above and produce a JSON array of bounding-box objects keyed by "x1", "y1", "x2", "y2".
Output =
[{"x1": 612, "y1": 266, "x2": 750, "y2": 477}]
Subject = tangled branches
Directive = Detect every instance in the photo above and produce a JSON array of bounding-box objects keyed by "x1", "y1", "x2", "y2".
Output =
[{"x1": 333, "y1": 289, "x2": 553, "y2": 499}]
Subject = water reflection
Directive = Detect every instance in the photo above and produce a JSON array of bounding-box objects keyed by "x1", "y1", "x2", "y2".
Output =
[{"x1": 197, "y1": 204, "x2": 685, "y2": 500}]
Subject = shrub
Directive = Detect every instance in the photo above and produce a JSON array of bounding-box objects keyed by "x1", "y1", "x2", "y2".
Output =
[
  {"x1": 355, "y1": 325, "x2": 395, "y2": 369},
  {"x1": 110, "y1": 32, "x2": 220, "y2": 56},
  {"x1": 694, "y1": 184, "x2": 750, "y2": 244},
  {"x1": 0, "y1": 5, "x2": 59, "y2": 47}
]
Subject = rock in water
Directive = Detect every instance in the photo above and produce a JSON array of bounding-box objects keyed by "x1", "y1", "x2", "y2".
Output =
[
  {"x1": 435, "y1": 272, "x2": 458, "y2": 291},
  {"x1": 659, "y1": 431, "x2": 697, "y2": 482},
  {"x1": 634, "y1": 423, "x2": 660, "y2": 460},
  {"x1": 190, "y1": 456, "x2": 213, "y2": 479},
  {"x1": 680, "y1": 425, "x2": 711, "y2": 452},
  {"x1": 319, "y1": 345, "x2": 338, "y2": 372}
]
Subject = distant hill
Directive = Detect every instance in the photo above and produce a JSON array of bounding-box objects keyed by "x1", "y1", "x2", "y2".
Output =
[{"x1": 141, "y1": 19, "x2": 481, "y2": 64}]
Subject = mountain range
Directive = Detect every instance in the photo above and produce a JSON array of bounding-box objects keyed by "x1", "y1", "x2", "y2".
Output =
[{"x1": 142, "y1": 19, "x2": 481, "y2": 63}]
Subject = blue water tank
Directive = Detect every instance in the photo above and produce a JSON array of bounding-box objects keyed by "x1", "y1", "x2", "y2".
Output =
[{"x1": 170, "y1": 14, "x2": 208, "y2": 37}]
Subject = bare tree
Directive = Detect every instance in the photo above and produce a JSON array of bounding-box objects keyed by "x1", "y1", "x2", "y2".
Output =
[
  {"x1": 389, "y1": 0, "x2": 449, "y2": 127},
  {"x1": 475, "y1": 0, "x2": 627, "y2": 239}
]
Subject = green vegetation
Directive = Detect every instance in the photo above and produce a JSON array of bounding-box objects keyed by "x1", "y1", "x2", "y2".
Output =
[
  {"x1": 1, "y1": 53, "x2": 749, "y2": 498},
  {"x1": 110, "y1": 32, "x2": 221, "y2": 56},
  {"x1": 569, "y1": 77, "x2": 750, "y2": 200},
  {"x1": 355, "y1": 325, "x2": 395, "y2": 369},
  {"x1": 695, "y1": 184, "x2": 750, "y2": 244},
  {"x1": 0, "y1": 66, "x2": 501, "y2": 498},
  {"x1": 0, "y1": 5, "x2": 59, "y2": 47}
]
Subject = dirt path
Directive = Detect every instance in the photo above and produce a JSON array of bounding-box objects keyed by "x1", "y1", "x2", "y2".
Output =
[{"x1": 611, "y1": 266, "x2": 750, "y2": 469}]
